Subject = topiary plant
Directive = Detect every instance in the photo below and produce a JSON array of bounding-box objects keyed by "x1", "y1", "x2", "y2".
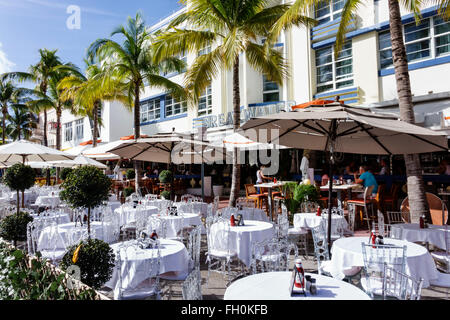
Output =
[
  {"x1": 3, "y1": 163, "x2": 36, "y2": 213},
  {"x1": 159, "y1": 170, "x2": 172, "y2": 183},
  {"x1": 125, "y1": 169, "x2": 135, "y2": 180},
  {"x1": 123, "y1": 187, "x2": 134, "y2": 198},
  {"x1": 60, "y1": 167, "x2": 73, "y2": 181},
  {"x1": 160, "y1": 190, "x2": 170, "y2": 200},
  {"x1": 293, "y1": 183, "x2": 319, "y2": 204},
  {"x1": 59, "y1": 238, "x2": 115, "y2": 290},
  {"x1": 60, "y1": 166, "x2": 112, "y2": 238},
  {"x1": 0, "y1": 211, "x2": 33, "y2": 246}
]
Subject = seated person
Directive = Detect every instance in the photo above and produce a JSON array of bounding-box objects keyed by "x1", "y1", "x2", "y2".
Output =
[
  {"x1": 354, "y1": 165, "x2": 378, "y2": 196},
  {"x1": 376, "y1": 159, "x2": 389, "y2": 175},
  {"x1": 321, "y1": 173, "x2": 329, "y2": 186},
  {"x1": 344, "y1": 161, "x2": 358, "y2": 175}
]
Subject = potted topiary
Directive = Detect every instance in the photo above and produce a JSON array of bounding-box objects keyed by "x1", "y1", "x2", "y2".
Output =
[
  {"x1": 0, "y1": 211, "x2": 33, "y2": 247},
  {"x1": 60, "y1": 167, "x2": 73, "y2": 181},
  {"x1": 125, "y1": 169, "x2": 135, "y2": 180},
  {"x1": 3, "y1": 163, "x2": 36, "y2": 212},
  {"x1": 293, "y1": 184, "x2": 319, "y2": 206},
  {"x1": 59, "y1": 238, "x2": 115, "y2": 290},
  {"x1": 160, "y1": 190, "x2": 171, "y2": 200},
  {"x1": 159, "y1": 170, "x2": 172, "y2": 184},
  {"x1": 60, "y1": 166, "x2": 112, "y2": 238}
]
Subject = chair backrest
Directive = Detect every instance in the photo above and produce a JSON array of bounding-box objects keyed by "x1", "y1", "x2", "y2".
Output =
[
  {"x1": 361, "y1": 243, "x2": 407, "y2": 297},
  {"x1": 250, "y1": 238, "x2": 288, "y2": 274},
  {"x1": 364, "y1": 185, "x2": 375, "y2": 202},
  {"x1": 310, "y1": 223, "x2": 330, "y2": 274},
  {"x1": 401, "y1": 193, "x2": 448, "y2": 225},
  {"x1": 386, "y1": 211, "x2": 408, "y2": 225},
  {"x1": 236, "y1": 197, "x2": 255, "y2": 208},
  {"x1": 382, "y1": 263, "x2": 423, "y2": 300},
  {"x1": 276, "y1": 210, "x2": 289, "y2": 240},
  {"x1": 245, "y1": 184, "x2": 257, "y2": 196},
  {"x1": 375, "y1": 184, "x2": 386, "y2": 203},
  {"x1": 187, "y1": 225, "x2": 202, "y2": 271},
  {"x1": 206, "y1": 217, "x2": 231, "y2": 255},
  {"x1": 182, "y1": 269, "x2": 202, "y2": 300},
  {"x1": 147, "y1": 216, "x2": 167, "y2": 239},
  {"x1": 377, "y1": 210, "x2": 386, "y2": 237}
]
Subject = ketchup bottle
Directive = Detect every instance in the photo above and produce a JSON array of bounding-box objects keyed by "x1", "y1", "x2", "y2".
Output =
[
  {"x1": 230, "y1": 214, "x2": 236, "y2": 227},
  {"x1": 370, "y1": 225, "x2": 377, "y2": 248},
  {"x1": 419, "y1": 214, "x2": 425, "y2": 229},
  {"x1": 316, "y1": 207, "x2": 322, "y2": 217},
  {"x1": 294, "y1": 259, "x2": 305, "y2": 289},
  {"x1": 150, "y1": 229, "x2": 158, "y2": 240}
]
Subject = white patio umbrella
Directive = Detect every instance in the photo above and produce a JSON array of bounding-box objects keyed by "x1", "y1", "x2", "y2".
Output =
[
  {"x1": 81, "y1": 140, "x2": 128, "y2": 160},
  {"x1": 0, "y1": 140, "x2": 76, "y2": 164},
  {"x1": 48, "y1": 155, "x2": 107, "y2": 169},
  {"x1": 241, "y1": 102, "x2": 449, "y2": 249},
  {"x1": 210, "y1": 131, "x2": 290, "y2": 151}
]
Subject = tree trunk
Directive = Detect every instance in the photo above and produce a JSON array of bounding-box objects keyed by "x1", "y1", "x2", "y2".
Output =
[
  {"x1": 93, "y1": 101, "x2": 99, "y2": 147},
  {"x1": 134, "y1": 83, "x2": 141, "y2": 194},
  {"x1": 87, "y1": 207, "x2": 91, "y2": 240},
  {"x1": 388, "y1": 0, "x2": 430, "y2": 222},
  {"x1": 16, "y1": 190, "x2": 20, "y2": 214},
  {"x1": 229, "y1": 57, "x2": 241, "y2": 207},
  {"x1": 21, "y1": 190, "x2": 25, "y2": 208},
  {"x1": 2, "y1": 107, "x2": 6, "y2": 144},
  {"x1": 55, "y1": 106, "x2": 62, "y2": 182}
]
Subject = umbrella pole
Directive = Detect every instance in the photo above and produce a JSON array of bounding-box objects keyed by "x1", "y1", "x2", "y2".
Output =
[{"x1": 327, "y1": 119, "x2": 337, "y2": 253}]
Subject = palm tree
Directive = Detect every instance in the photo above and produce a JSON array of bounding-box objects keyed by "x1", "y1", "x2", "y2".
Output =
[
  {"x1": 6, "y1": 104, "x2": 38, "y2": 141},
  {"x1": 153, "y1": 0, "x2": 314, "y2": 206},
  {"x1": 87, "y1": 11, "x2": 187, "y2": 191},
  {"x1": 0, "y1": 77, "x2": 15, "y2": 144},
  {"x1": 58, "y1": 60, "x2": 130, "y2": 148}
]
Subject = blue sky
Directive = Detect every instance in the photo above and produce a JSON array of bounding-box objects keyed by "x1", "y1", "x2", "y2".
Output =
[{"x1": 0, "y1": 0, "x2": 183, "y2": 76}]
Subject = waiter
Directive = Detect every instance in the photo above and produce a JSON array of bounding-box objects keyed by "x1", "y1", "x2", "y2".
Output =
[{"x1": 300, "y1": 150, "x2": 310, "y2": 181}]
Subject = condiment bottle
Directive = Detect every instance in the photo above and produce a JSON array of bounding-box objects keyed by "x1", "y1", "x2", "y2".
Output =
[
  {"x1": 419, "y1": 214, "x2": 425, "y2": 229},
  {"x1": 230, "y1": 214, "x2": 236, "y2": 227},
  {"x1": 150, "y1": 229, "x2": 158, "y2": 240},
  {"x1": 316, "y1": 206, "x2": 322, "y2": 217},
  {"x1": 294, "y1": 259, "x2": 305, "y2": 289}
]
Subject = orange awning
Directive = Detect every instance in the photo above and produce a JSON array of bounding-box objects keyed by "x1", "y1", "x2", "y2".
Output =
[
  {"x1": 291, "y1": 99, "x2": 336, "y2": 110},
  {"x1": 79, "y1": 139, "x2": 102, "y2": 146},
  {"x1": 120, "y1": 134, "x2": 149, "y2": 140}
]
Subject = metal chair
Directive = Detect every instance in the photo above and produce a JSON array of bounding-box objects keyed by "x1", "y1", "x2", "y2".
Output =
[
  {"x1": 182, "y1": 269, "x2": 202, "y2": 300},
  {"x1": 361, "y1": 243, "x2": 407, "y2": 298},
  {"x1": 382, "y1": 262, "x2": 423, "y2": 300}
]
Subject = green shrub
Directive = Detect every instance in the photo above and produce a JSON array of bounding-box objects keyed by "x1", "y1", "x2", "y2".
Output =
[
  {"x1": 60, "y1": 167, "x2": 74, "y2": 180},
  {"x1": 60, "y1": 239, "x2": 115, "y2": 290},
  {"x1": 159, "y1": 170, "x2": 172, "y2": 183},
  {"x1": 123, "y1": 187, "x2": 134, "y2": 198},
  {"x1": 3, "y1": 163, "x2": 36, "y2": 213},
  {"x1": 0, "y1": 242, "x2": 100, "y2": 300},
  {"x1": 60, "y1": 166, "x2": 111, "y2": 238},
  {"x1": 0, "y1": 212, "x2": 33, "y2": 246},
  {"x1": 293, "y1": 184, "x2": 319, "y2": 204},
  {"x1": 125, "y1": 169, "x2": 135, "y2": 180},
  {"x1": 160, "y1": 190, "x2": 171, "y2": 200}
]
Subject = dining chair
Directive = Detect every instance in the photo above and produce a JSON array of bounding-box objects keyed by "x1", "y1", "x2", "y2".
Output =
[
  {"x1": 250, "y1": 238, "x2": 295, "y2": 274},
  {"x1": 361, "y1": 243, "x2": 407, "y2": 298},
  {"x1": 400, "y1": 193, "x2": 449, "y2": 225},
  {"x1": 115, "y1": 243, "x2": 162, "y2": 300},
  {"x1": 382, "y1": 263, "x2": 423, "y2": 300},
  {"x1": 347, "y1": 185, "x2": 375, "y2": 230},
  {"x1": 383, "y1": 184, "x2": 400, "y2": 212},
  {"x1": 431, "y1": 225, "x2": 450, "y2": 274},
  {"x1": 182, "y1": 269, "x2": 202, "y2": 300},
  {"x1": 244, "y1": 184, "x2": 266, "y2": 209}
]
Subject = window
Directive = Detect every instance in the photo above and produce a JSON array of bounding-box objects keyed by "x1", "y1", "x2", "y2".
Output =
[
  {"x1": 378, "y1": 16, "x2": 450, "y2": 69},
  {"x1": 75, "y1": 119, "x2": 84, "y2": 140},
  {"x1": 165, "y1": 95, "x2": 187, "y2": 117},
  {"x1": 263, "y1": 75, "x2": 280, "y2": 102},
  {"x1": 140, "y1": 98, "x2": 160, "y2": 123},
  {"x1": 179, "y1": 51, "x2": 187, "y2": 73},
  {"x1": 64, "y1": 122, "x2": 73, "y2": 142},
  {"x1": 315, "y1": 0, "x2": 344, "y2": 25},
  {"x1": 198, "y1": 45, "x2": 211, "y2": 56},
  {"x1": 315, "y1": 42, "x2": 353, "y2": 93},
  {"x1": 198, "y1": 85, "x2": 212, "y2": 116}
]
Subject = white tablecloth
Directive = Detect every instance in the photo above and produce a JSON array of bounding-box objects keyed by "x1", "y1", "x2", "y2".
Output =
[
  {"x1": 106, "y1": 239, "x2": 190, "y2": 298},
  {"x1": 390, "y1": 224, "x2": 449, "y2": 250},
  {"x1": 31, "y1": 212, "x2": 70, "y2": 224},
  {"x1": 238, "y1": 208, "x2": 270, "y2": 222},
  {"x1": 329, "y1": 237, "x2": 439, "y2": 288},
  {"x1": 210, "y1": 220, "x2": 275, "y2": 267},
  {"x1": 152, "y1": 212, "x2": 202, "y2": 238},
  {"x1": 9, "y1": 190, "x2": 36, "y2": 204},
  {"x1": 294, "y1": 213, "x2": 348, "y2": 233},
  {"x1": 114, "y1": 206, "x2": 159, "y2": 226},
  {"x1": 224, "y1": 271, "x2": 371, "y2": 300},
  {"x1": 37, "y1": 221, "x2": 112, "y2": 251},
  {"x1": 175, "y1": 202, "x2": 208, "y2": 216},
  {"x1": 107, "y1": 201, "x2": 122, "y2": 212},
  {"x1": 34, "y1": 195, "x2": 61, "y2": 208}
]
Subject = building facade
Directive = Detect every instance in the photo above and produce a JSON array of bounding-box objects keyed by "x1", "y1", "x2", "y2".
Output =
[{"x1": 39, "y1": 0, "x2": 449, "y2": 151}]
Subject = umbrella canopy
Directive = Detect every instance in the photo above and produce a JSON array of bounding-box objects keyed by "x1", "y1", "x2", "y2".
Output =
[
  {"x1": 210, "y1": 131, "x2": 290, "y2": 151},
  {"x1": 81, "y1": 140, "x2": 130, "y2": 160},
  {"x1": 48, "y1": 155, "x2": 107, "y2": 169},
  {"x1": 292, "y1": 99, "x2": 337, "y2": 110},
  {"x1": 0, "y1": 140, "x2": 76, "y2": 163},
  {"x1": 241, "y1": 104, "x2": 448, "y2": 155},
  {"x1": 64, "y1": 144, "x2": 94, "y2": 156}
]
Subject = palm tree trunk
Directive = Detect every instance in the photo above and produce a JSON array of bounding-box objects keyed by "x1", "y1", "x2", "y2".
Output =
[
  {"x1": 2, "y1": 107, "x2": 6, "y2": 144},
  {"x1": 388, "y1": 0, "x2": 430, "y2": 222},
  {"x1": 229, "y1": 57, "x2": 241, "y2": 207},
  {"x1": 93, "y1": 101, "x2": 99, "y2": 147},
  {"x1": 133, "y1": 83, "x2": 141, "y2": 194},
  {"x1": 55, "y1": 106, "x2": 62, "y2": 182},
  {"x1": 43, "y1": 109, "x2": 51, "y2": 185}
]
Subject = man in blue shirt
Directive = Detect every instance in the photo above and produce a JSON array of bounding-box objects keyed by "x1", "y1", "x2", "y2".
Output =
[{"x1": 354, "y1": 165, "x2": 378, "y2": 195}]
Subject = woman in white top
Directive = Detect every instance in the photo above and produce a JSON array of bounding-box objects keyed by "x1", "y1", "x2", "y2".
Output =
[{"x1": 256, "y1": 165, "x2": 273, "y2": 193}]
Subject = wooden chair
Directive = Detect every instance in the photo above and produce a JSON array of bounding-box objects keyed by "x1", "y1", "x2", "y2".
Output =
[
  {"x1": 245, "y1": 184, "x2": 266, "y2": 209},
  {"x1": 347, "y1": 185, "x2": 375, "y2": 230},
  {"x1": 383, "y1": 183, "x2": 400, "y2": 212},
  {"x1": 400, "y1": 193, "x2": 449, "y2": 225}
]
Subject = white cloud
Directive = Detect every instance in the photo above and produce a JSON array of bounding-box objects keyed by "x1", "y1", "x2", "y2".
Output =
[
  {"x1": 0, "y1": 43, "x2": 15, "y2": 74},
  {"x1": 25, "y1": 0, "x2": 120, "y2": 17}
]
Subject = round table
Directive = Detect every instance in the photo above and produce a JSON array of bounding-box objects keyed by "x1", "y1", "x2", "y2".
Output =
[
  {"x1": 114, "y1": 205, "x2": 159, "y2": 226},
  {"x1": 106, "y1": 239, "x2": 190, "y2": 299},
  {"x1": 209, "y1": 220, "x2": 275, "y2": 267},
  {"x1": 34, "y1": 195, "x2": 61, "y2": 208},
  {"x1": 152, "y1": 212, "x2": 202, "y2": 238},
  {"x1": 390, "y1": 223, "x2": 449, "y2": 250},
  {"x1": 329, "y1": 237, "x2": 439, "y2": 288},
  {"x1": 37, "y1": 221, "x2": 110, "y2": 252},
  {"x1": 31, "y1": 211, "x2": 70, "y2": 224},
  {"x1": 175, "y1": 202, "x2": 208, "y2": 216},
  {"x1": 293, "y1": 213, "x2": 349, "y2": 233},
  {"x1": 224, "y1": 272, "x2": 371, "y2": 300},
  {"x1": 9, "y1": 190, "x2": 36, "y2": 204}
]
